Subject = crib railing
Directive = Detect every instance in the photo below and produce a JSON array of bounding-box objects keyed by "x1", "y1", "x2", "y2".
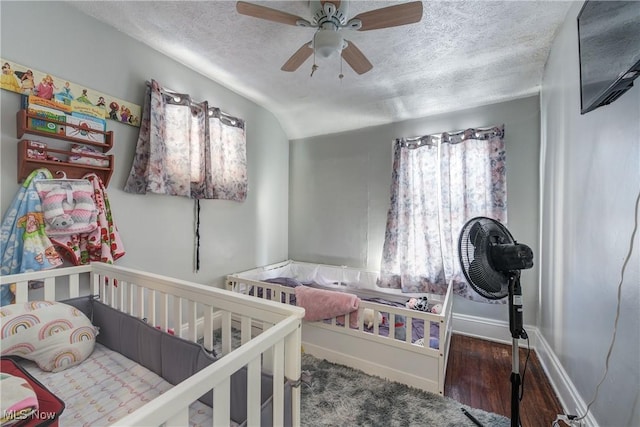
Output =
[
  {"x1": 227, "y1": 276, "x2": 448, "y2": 350},
  {"x1": 1, "y1": 264, "x2": 93, "y2": 303},
  {"x1": 2, "y1": 263, "x2": 305, "y2": 426}
]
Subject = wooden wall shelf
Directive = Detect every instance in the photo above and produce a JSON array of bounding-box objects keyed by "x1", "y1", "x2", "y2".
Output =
[
  {"x1": 18, "y1": 140, "x2": 114, "y2": 187},
  {"x1": 16, "y1": 109, "x2": 115, "y2": 186},
  {"x1": 16, "y1": 109, "x2": 113, "y2": 151}
]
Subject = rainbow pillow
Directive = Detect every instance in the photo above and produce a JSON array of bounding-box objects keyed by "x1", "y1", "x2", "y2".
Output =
[{"x1": 0, "y1": 301, "x2": 98, "y2": 372}]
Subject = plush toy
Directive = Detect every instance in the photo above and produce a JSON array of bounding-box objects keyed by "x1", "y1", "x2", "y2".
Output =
[
  {"x1": 363, "y1": 308, "x2": 383, "y2": 329},
  {"x1": 392, "y1": 318, "x2": 407, "y2": 341},
  {"x1": 379, "y1": 314, "x2": 406, "y2": 340},
  {"x1": 430, "y1": 303, "x2": 443, "y2": 314},
  {"x1": 406, "y1": 296, "x2": 429, "y2": 312},
  {"x1": 48, "y1": 214, "x2": 74, "y2": 229}
]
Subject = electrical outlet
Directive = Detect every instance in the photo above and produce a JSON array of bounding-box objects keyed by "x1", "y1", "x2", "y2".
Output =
[
  {"x1": 567, "y1": 415, "x2": 582, "y2": 427},
  {"x1": 553, "y1": 414, "x2": 582, "y2": 427}
]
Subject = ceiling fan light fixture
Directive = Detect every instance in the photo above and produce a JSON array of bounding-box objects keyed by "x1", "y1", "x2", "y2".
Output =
[{"x1": 313, "y1": 29, "x2": 343, "y2": 58}]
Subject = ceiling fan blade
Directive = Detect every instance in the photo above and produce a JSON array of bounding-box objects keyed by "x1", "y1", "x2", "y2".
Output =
[
  {"x1": 352, "y1": 1, "x2": 423, "y2": 31},
  {"x1": 237, "y1": 1, "x2": 305, "y2": 26},
  {"x1": 341, "y1": 40, "x2": 373, "y2": 75},
  {"x1": 281, "y1": 42, "x2": 314, "y2": 72}
]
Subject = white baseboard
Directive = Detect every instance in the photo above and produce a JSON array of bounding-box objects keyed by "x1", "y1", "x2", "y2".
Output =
[
  {"x1": 451, "y1": 312, "x2": 537, "y2": 347},
  {"x1": 452, "y1": 313, "x2": 597, "y2": 427},
  {"x1": 533, "y1": 331, "x2": 598, "y2": 427}
]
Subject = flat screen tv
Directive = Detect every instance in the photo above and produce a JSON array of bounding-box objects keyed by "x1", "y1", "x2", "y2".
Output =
[{"x1": 577, "y1": 1, "x2": 640, "y2": 114}]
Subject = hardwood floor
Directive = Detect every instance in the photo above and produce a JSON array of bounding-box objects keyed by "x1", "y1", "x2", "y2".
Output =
[{"x1": 445, "y1": 334, "x2": 565, "y2": 427}]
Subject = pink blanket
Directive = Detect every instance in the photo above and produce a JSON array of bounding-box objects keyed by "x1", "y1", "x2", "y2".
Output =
[{"x1": 294, "y1": 286, "x2": 360, "y2": 326}]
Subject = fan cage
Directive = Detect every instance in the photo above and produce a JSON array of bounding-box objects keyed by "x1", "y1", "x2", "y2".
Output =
[{"x1": 458, "y1": 217, "x2": 513, "y2": 300}]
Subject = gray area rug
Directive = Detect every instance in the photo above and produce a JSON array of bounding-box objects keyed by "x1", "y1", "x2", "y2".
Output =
[
  {"x1": 300, "y1": 353, "x2": 510, "y2": 427},
  {"x1": 210, "y1": 328, "x2": 509, "y2": 426}
]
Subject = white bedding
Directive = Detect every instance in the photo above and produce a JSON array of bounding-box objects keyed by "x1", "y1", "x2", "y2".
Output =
[
  {"x1": 230, "y1": 260, "x2": 436, "y2": 301},
  {"x1": 22, "y1": 343, "x2": 213, "y2": 426}
]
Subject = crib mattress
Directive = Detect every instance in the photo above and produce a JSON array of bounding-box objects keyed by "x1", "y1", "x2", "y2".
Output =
[{"x1": 21, "y1": 343, "x2": 212, "y2": 426}]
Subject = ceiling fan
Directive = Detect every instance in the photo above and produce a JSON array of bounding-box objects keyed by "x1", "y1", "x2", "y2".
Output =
[{"x1": 236, "y1": 0, "x2": 424, "y2": 75}]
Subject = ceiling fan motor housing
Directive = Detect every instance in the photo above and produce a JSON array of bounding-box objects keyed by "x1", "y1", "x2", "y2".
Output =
[{"x1": 310, "y1": 0, "x2": 349, "y2": 27}]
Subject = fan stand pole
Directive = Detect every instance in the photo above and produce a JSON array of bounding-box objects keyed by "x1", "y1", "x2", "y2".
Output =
[
  {"x1": 508, "y1": 273, "x2": 525, "y2": 427},
  {"x1": 510, "y1": 340, "x2": 521, "y2": 427}
]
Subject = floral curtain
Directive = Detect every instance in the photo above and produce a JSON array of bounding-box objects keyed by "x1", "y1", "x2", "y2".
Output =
[
  {"x1": 207, "y1": 108, "x2": 248, "y2": 201},
  {"x1": 124, "y1": 79, "x2": 247, "y2": 201},
  {"x1": 378, "y1": 125, "x2": 507, "y2": 302}
]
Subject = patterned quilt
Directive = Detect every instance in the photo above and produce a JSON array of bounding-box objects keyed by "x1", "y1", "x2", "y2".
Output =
[{"x1": 21, "y1": 343, "x2": 213, "y2": 426}]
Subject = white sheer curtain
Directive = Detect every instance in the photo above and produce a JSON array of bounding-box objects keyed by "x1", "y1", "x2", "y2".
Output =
[{"x1": 378, "y1": 125, "x2": 507, "y2": 302}]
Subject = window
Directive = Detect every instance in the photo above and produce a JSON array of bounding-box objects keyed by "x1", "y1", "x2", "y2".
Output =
[
  {"x1": 124, "y1": 80, "x2": 247, "y2": 201},
  {"x1": 378, "y1": 125, "x2": 506, "y2": 301}
]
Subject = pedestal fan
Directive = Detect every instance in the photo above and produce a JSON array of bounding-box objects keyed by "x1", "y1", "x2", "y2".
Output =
[{"x1": 458, "y1": 217, "x2": 534, "y2": 427}]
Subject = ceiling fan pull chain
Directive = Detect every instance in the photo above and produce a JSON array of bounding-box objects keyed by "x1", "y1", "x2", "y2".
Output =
[
  {"x1": 311, "y1": 49, "x2": 318, "y2": 77},
  {"x1": 339, "y1": 56, "x2": 344, "y2": 82}
]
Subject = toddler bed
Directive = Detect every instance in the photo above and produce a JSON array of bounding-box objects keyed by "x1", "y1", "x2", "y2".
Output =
[
  {"x1": 226, "y1": 260, "x2": 453, "y2": 395},
  {"x1": 0, "y1": 262, "x2": 305, "y2": 426}
]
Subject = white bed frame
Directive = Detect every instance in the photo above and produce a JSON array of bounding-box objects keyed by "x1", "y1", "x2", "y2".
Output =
[
  {"x1": 226, "y1": 260, "x2": 453, "y2": 395},
  {"x1": 1, "y1": 262, "x2": 305, "y2": 426}
]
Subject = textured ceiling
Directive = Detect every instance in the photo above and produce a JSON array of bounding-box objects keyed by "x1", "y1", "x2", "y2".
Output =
[{"x1": 68, "y1": 1, "x2": 573, "y2": 139}]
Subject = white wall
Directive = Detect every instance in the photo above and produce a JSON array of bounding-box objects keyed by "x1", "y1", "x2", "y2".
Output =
[
  {"x1": 539, "y1": 2, "x2": 640, "y2": 426},
  {"x1": 289, "y1": 96, "x2": 541, "y2": 327},
  {"x1": 0, "y1": 1, "x2": 290, "y2": 286}
]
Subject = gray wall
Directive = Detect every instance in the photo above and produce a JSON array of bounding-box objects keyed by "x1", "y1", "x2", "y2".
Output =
[
  {"x1": 0, "y1": 1, "x2": 290, "y2": 286},
  {"x1": 289, "y1": 96, "x2": 541, "y2": 326},
  {"x1": 539, "y1": 2, "x2": 639, "y2": 426}
]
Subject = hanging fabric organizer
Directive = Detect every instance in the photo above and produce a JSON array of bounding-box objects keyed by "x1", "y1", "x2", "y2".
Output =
[{"x1": 124, "y1": 79, "x2": 248, "y2": 272}]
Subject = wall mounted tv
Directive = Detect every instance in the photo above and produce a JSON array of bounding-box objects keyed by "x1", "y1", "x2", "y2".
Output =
[{"x1": 577, "y1": 1, "x2": 640, "y2": 114}]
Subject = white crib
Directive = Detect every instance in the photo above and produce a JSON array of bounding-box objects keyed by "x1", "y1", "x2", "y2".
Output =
[
  {"x1": 1, "y1": 262, "x2": 304, "y2": 426},
  {"x1": 226, "y1": 260, "x2": 453, "y2": 395}
]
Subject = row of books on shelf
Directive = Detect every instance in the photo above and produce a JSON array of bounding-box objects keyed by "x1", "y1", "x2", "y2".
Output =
[{"x1": 21, "y1": 95, "x2": 107, "y2": 144}]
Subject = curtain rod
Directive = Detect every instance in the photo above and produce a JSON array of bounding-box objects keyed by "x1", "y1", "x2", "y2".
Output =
[
  {"x1": 145, "y1": 80, "x2": 241, "y2": 125},
  {"x1": 396, "y1": 125, "x2": 504, "y2": 148}
]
